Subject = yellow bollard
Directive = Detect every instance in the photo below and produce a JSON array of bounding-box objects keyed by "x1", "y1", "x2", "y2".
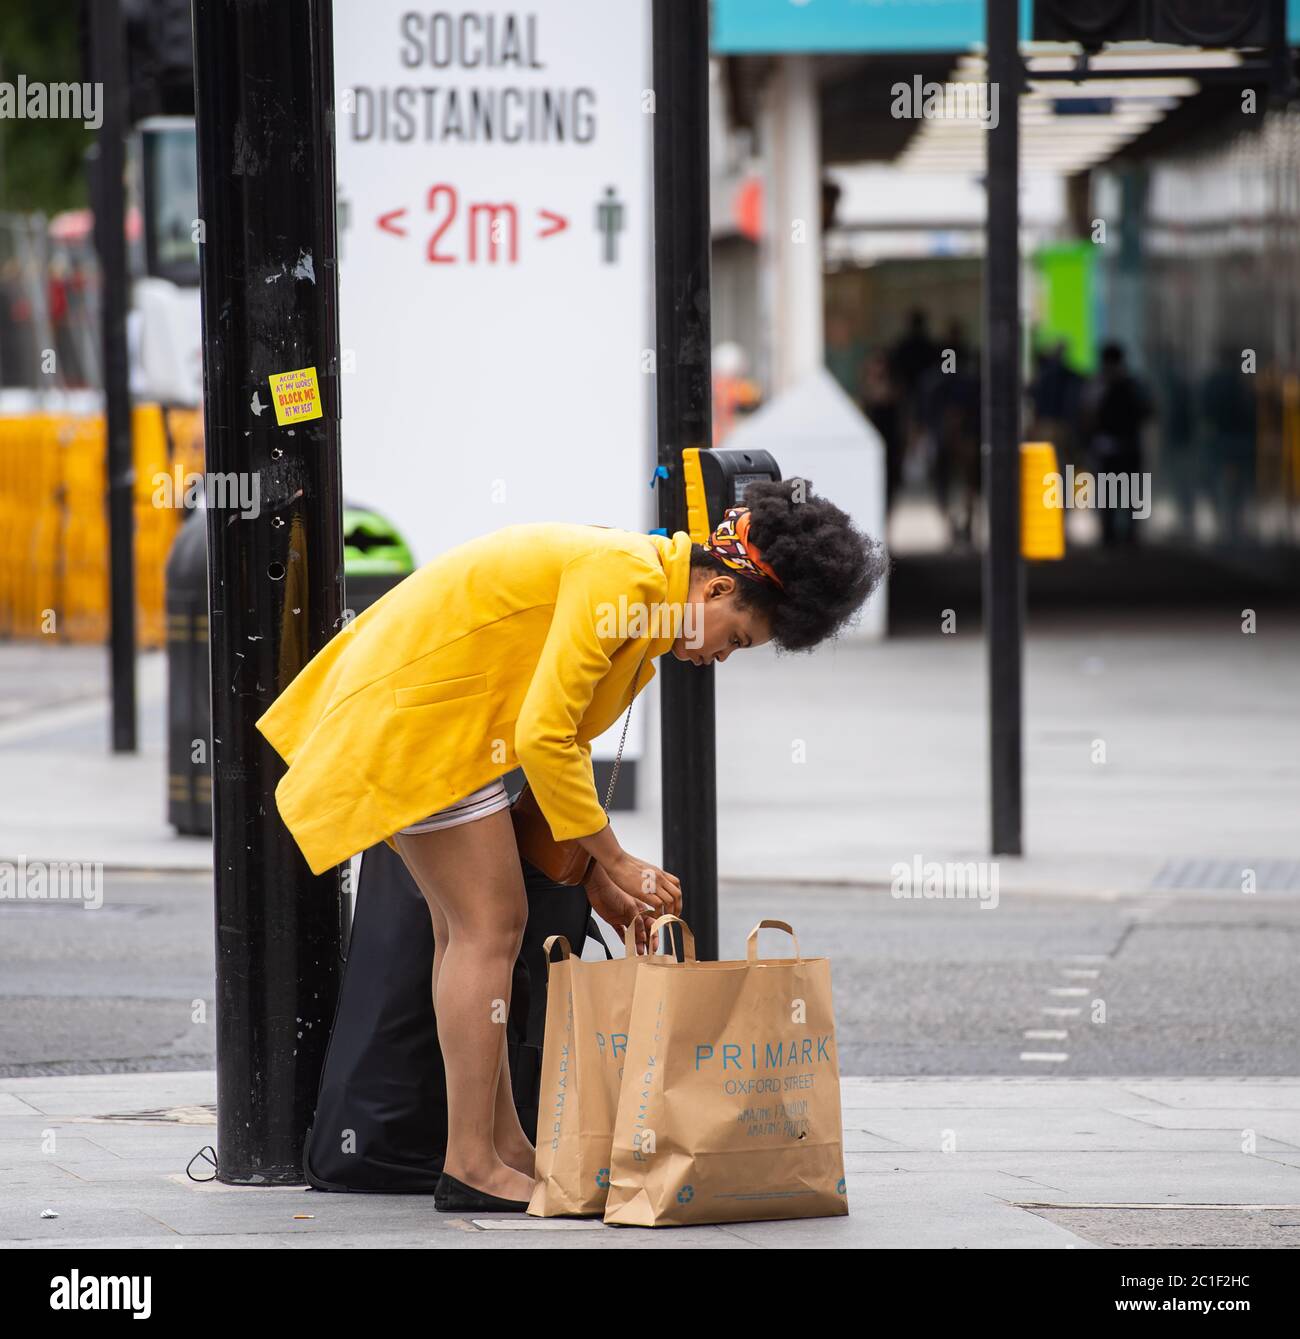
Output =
[{"x1": 1020, "y1": 440, "x2": 1065, "y2": 561}]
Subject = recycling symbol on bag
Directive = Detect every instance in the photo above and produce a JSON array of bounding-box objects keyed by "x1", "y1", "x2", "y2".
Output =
[
  {"x1": 676, "y1": 1184, "x2": 695, "y2": 1205},
  {"x1": 595, "y1": 1168, "x2": 610, "y2": 1189},
  {"x1": 836, "y1": 1177, "x2": 847, "y2": 1195}
]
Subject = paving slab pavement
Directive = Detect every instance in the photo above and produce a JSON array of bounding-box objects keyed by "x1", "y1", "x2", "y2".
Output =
[{"x1": 3, "y1": 1071, "x2": 1298, "y2": 1249}]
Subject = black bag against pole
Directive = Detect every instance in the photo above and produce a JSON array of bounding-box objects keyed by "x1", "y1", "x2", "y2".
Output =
[{"x1": 303, "y1": 841, "x2": 608, "y2": 1193}]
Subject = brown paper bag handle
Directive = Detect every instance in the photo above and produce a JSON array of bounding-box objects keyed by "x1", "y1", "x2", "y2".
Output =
[
  {"x1": 623, "y1": 917, "x2": 694, "y2": 959},
  {"x1": 746, "y1": 919, "x2": 801, "y2": 961},
  {"x1": 648, "y1": 914, "x2": 696, "y2": 962},
  {"x1": 541, "y1": 934, "x2": 571, "y2": 980}
]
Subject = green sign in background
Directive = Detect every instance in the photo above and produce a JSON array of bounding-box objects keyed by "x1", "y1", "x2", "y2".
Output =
[{"x1": 1032, "y1": 242, "x2": 1096, "y2": 376}]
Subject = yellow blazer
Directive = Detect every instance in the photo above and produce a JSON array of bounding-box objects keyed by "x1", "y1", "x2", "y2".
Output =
[{"x1": 255, "y1": 521, "x2": 694, "y2": 875}]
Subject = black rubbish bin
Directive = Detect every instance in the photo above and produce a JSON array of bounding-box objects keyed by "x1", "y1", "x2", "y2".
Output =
[{"x1": 165, "y1": 502, "x2": 416, "y2": 836}]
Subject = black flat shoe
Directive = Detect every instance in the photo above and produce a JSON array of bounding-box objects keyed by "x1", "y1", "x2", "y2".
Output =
[{"x1": 434, "y1": 1170, "x2": 532, "y2": 1213}]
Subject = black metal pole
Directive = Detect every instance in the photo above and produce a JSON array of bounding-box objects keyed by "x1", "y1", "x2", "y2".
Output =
[
  {"x1": 652, "y1": 0, "x2": 718, "y2": 960},
  {"x1": 1266, "y1": 0, "x2": 1295, "y2": 102},
  {"x1": 88, "y1": 0, "x2": 136, "y2": 753},
  {"x1": 192, "y1": 0, "x2": 345, "y2": 1183},
  {"x1": 983, "y1": 0, "x2": 1023, "y2": 855}
]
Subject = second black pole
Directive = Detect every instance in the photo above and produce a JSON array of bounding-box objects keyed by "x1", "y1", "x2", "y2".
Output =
[
  {"x1": 651, "y1": 0, "x2": 718, "y2": 960},
  {"x1": 983, "y1": 0, "x2": 1024, "y2": 855},
  {"x1": 88, "y1": 0, "x2": 137, "y2": 753}
]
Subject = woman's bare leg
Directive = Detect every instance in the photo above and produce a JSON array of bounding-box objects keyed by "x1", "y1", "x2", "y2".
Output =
[
  {"x1": 393, "y1": 812, "x2": 533, "y2": 1202},
  {"x1": 396, "y1": 833, "x2": 535, "y2": 1176},
  {"x1": 487, "y1": 1015, "x2": 536, "y2": 1175}
]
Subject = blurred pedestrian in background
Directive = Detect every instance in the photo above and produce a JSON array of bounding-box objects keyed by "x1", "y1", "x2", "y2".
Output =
[
  {"x1": 861, "y1": 348, "x2": 903, "y2": 512},
  {"x1": 1152, "y1": 343, "x2": 1196, "y2": 535},
  {"x1": 1029, "y1": 340, "x2": 1083, "y2": 465},
  {"x1": 917, "y1": 322, "x2": 981, "y2": 547},
  {"x1": 888, "y1": 309, "x2": 940, "y2": 453},
  {"x1": 1200, "y1": 342, "x2": 1256, "y2": 547},
  {"x1": 1083, "y1": 341, "x2": 1151, "y2": 547}
]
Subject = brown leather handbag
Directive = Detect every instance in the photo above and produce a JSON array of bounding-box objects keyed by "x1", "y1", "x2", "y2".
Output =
[{"x1": 510, "y1": 654, "x2": 647, "y2": 886}]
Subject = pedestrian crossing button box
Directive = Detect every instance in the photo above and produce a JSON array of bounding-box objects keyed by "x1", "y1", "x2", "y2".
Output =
[{"x1": 681, "y1": 447, "x2": 782, "y2": 544}]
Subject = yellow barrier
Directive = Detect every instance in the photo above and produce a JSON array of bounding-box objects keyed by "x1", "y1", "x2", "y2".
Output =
[
  {"x1": 1020, "y1": 440, "x2": 1066, "y2": 561},
  {"x1": 0, "y1": 406, "x2": 205, "y2": 646}
]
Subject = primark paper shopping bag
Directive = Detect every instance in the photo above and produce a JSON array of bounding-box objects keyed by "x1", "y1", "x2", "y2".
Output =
[
  {"x1": 604, "y1": 919, "x2": 849, "y2": 1227},
  {"x1": 527, "y1": 920, "x2": 688, "y2": 1218}
]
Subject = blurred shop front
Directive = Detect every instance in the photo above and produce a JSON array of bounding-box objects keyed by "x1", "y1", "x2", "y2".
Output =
[
  {"x1": 706, "y1": 0, "x2": 1300, "y2": 617},
  {"x1": 1093, "y1": 95, "x2": 1300, "y2": 565}
]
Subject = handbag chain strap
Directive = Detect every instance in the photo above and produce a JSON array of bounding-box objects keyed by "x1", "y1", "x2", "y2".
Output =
[{"x1": 602, "y1": 651, "x2": 648, "y2": 812}]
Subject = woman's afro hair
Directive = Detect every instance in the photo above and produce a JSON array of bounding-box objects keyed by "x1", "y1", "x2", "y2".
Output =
[{"x1": 690, "y1": 477, "x2": 889, "y2": 652}]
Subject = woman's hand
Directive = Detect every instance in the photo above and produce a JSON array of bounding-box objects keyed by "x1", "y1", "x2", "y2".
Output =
[
  {"x1": 583, "y1": 863, "x2": 656, "y2": 954},
  {"x1": 601, "y1": 851, "x2": 682, "y2": 918}
]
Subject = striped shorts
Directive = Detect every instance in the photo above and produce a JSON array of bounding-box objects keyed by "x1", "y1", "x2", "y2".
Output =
[{"x1": 396, "y1": 777, "x2": 512, "y2": 835}]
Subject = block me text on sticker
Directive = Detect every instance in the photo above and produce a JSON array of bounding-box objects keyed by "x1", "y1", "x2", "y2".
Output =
[{"x1": 268, "y1": 366, "x2": 323, "y2": 427}]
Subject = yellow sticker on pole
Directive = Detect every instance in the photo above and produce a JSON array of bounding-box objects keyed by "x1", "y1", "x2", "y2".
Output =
[{"x1": 268, "y1": 366, "x2": 323, "y2": 427}]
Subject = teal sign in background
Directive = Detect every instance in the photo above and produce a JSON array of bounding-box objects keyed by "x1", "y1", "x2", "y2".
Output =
[
  {"x1": 711, "y1": 0, "x2": 1299, "y2": 54},
  {"x1": 713, "y1": 0, "x2": 1028, "y2": 52}
]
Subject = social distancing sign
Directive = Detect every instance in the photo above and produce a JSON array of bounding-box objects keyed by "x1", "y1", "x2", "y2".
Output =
[{"x1": 332, "y1": 0, "x2": 652, "y2": 771}]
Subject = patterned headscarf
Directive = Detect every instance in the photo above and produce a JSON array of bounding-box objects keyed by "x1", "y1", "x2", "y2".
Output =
[{"x1": 702, "y1": 505, "x2": 785, "y2": 591}]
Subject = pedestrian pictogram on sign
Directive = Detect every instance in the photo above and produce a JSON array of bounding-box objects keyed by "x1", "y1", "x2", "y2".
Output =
[{"x1": 596, "y1": 186, "x2": 624, "y2": 263}]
